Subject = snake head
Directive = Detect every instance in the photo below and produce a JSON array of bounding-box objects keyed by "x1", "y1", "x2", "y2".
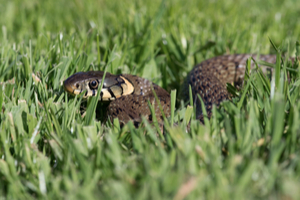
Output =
[{"x1": 63, "y1": 71, "x2": 134, "y2": 100}]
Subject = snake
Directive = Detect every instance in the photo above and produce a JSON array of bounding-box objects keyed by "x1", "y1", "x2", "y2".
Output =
[
  {"x1": 63, "y1": 54, "x2": 279, "y2": 127},
  {"x1": 63, "y1": 71, "x2": 170, "y2": 127}
]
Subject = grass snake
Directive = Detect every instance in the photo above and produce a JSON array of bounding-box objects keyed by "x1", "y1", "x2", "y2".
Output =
[{"x1": 63, "y1": 54, "x2": 282, "y2": 127}]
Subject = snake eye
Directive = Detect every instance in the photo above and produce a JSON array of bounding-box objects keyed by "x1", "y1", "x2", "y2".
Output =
[{"x1": 89, "y1": 80, "x2": 98, "y2": 89}]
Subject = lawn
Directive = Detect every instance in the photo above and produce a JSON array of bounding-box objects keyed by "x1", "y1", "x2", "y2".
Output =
[{"x1": 1, "y1": 0, "x2": 300, "y2": 199}]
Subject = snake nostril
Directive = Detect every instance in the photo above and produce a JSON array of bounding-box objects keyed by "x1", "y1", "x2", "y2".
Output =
[{"x1": 76, "y1": 83, "x2": 80, "y2": 88}]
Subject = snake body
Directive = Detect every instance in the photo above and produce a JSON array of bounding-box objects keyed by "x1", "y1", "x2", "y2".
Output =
[
  {"x1": 63, "y1": 54, "x2": 278, "y2": 125},
  {"x1": 183, "y1": 54, "x2": 276, "y2": 120}
]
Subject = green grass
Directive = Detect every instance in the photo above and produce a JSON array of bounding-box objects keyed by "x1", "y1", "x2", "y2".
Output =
[{"x1": 1, "y1": 0, "x2": 300, "y2": 199}]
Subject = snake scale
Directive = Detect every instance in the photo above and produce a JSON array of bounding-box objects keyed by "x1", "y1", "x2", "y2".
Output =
[{"x1": 63, "y1": 54, "x2": 278, "y2": 127}]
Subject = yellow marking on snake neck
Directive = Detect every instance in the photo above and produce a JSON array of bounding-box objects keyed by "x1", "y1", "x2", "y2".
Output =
[
  {"x1": 120, "y1": 76, "x2": 134, "y2": 96},
  {"x1": 101, "y1": 89, "x2": 114, "y2": 100}
]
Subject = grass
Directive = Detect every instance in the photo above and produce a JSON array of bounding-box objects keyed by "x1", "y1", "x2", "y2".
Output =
[{"x1": 1, "y1": 0, "x2": 300, "y2": 199}]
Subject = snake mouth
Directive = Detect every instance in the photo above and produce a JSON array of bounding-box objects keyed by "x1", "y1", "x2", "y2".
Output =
[
  {"x1": 63, "y1": 80, "x2": 76, "y2": 94},
  {"x1": 63, "y1": 78, "x2": 86, "y2": 96}
]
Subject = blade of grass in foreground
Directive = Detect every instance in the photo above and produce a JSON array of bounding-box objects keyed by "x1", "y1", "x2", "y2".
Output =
[{"x1": 170, "y1": 89, "x2": 176, "y2": 126}]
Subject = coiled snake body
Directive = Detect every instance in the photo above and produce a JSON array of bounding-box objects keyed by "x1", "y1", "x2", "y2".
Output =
[{"x1": 63, "y1": 54, "x2": 277, "y2": 126}]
